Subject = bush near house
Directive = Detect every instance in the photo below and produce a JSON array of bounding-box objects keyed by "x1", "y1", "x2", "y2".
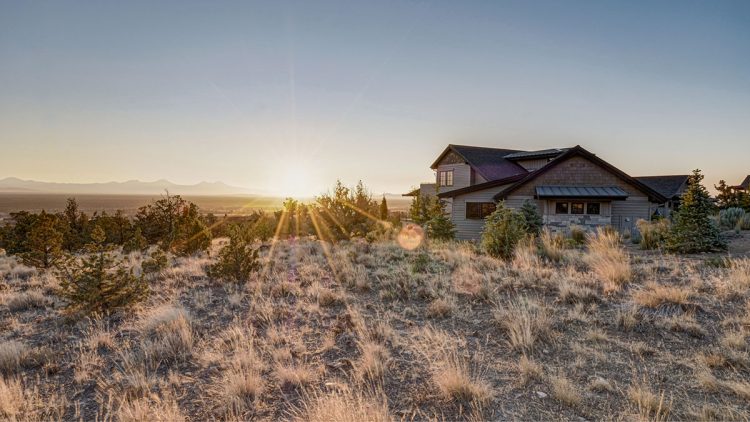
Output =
[{"x1": 481, "y1": 202, "x2": 527, "y2": 260}]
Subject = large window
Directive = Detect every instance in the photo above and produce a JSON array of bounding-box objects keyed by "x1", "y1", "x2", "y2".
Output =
[
  {"x1": 555, "y1": 201, "x2": 601, "y2": 215},
  {"x1": 466, "y1": 202, "x2": 496, "y2": 219},
  {"x1": 438, "y1": 170, "x2": 454, "y2": 187},
  {"x1": 555, "y1": 202, "x2": 569, "y2": 214}
]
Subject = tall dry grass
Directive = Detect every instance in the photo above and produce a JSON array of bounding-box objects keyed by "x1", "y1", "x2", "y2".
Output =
[{"x1": 586, "y1": 228, "x2": 631, "y2": 291}]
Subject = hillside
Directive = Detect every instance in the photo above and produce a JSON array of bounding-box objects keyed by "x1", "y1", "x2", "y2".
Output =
[{"x1": 1, "y1": 237, "x2": 749, "y2": 420}]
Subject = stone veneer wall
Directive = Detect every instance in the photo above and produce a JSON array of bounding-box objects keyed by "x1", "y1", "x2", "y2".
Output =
[{"x1": 543, "y1": 214, "x2": 611, "y2": 234}]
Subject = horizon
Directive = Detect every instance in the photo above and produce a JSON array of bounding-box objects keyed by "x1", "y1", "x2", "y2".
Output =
[{"x1": 1, "y1": 1, "x2": 749, "y2": 197}]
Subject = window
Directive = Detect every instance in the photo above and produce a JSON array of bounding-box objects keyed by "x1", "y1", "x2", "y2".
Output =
[
  {"x1": 438, "y1": 170, "x2": 454, "y2": 187},
  {"x1": 466, "y1": 202, "x2": 496, "y2": 219},
  {"x1": 555, "y1": 201, "x2": 602, "y2": 215}
]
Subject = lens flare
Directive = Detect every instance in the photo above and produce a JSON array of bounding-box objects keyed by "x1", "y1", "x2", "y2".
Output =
[{"x1": 397, "y1": 223, "x2": 424, "y2": 250}]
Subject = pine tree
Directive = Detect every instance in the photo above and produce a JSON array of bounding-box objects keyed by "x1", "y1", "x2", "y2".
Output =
[
  {"x1": 57, "y1": 224, "x2": 149, "y2": 314},
  {"x1": 425, "y1": 199, "x2": 455, "y2": 241},
  {"x1": 714, "y1": 180, "x2": 741, "y2": 209},
  {"x1": 22, "y1": 211, "x2": 63, "y2": 269},
  {"x1": 519, "y1": 200, "x2": 543, "y2": 236},
  {"x1": 62, "y1": 198, "x2": 89, "y2": 252},
  {"x1": 379, "y1": 196, "x2": 389, "y2": 221},
  {"x1": 667, "y1": 169, "x2": 726, "y2": 253}
]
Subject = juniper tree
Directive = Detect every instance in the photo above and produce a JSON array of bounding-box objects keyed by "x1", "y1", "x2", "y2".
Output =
[
  {"x1": 380, "y1": 196, "x2": 389, "y2": 220},
  {"x1": 519, "y1": 200, "x2": 543, "y2": 236},
  {"x1": 207, "y1": 225, "x2": 260, "y2": 282},
  {"x1": 667, "y1": 169, "x2": 726, "y2": 253},
  {"x1": 481, "y1": 202, "x2": 527, "y2": 260},
  {"x1": 57, "y1": 225, "x2": 148, "y2": 315},
  {"x1": 22, "y1": 211, "x2": 63, "y2": 269},
  {"x1": 123, "y1": 226, "x2": 148, "y2": 254}
]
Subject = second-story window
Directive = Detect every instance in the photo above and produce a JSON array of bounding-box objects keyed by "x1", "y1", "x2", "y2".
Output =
[{"x1": 438, "y1": 170, "x2": 454, "y2": 187}]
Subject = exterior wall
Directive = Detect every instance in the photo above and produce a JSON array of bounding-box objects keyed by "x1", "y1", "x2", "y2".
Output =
[
  {"x1": 436, "y1": 163, "x2": 472, "y2": 193},
  {"x1": 539, "y1": 200, "x2": 612, "y2": 233},
  {"x1": 611, "y1": 197, "x2": 655, "y2": 233},
  {"x1": 449, "y1": 184, "x2": 514, "y2": 240},
  {"x1": 515, "y1": 158, "x2": 550, "y2": 172}
]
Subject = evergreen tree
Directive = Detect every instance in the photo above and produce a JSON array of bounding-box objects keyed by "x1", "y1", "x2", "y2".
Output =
[
  {"x1": 135, "y1": 193, "x2": 210, "y2": 254},
  {"x1": 425, "y1": 199, "x2": 455, "y2": 241},
  {"x1": 667, "y1": 169, "x2": 726, "y2": 253},
  {"x1": 519, "y1": 200, "x2": 543, "y2": 236},
  {"x1": 22, "y1": 211, "x2": 63, "y2": 269},
  {"x1": 379, "y1": 196, "x2": 389, "y2": 220},
  {"x1": 57, "y1": 224, "x2": 149, "y2": 314},
  {"x1": 0, "y1": 211, "x2": 37, "y2": 254},
  {"x1": 62, "y1": 198, "x2": 89, "y2": 252},
  {"x1": 714, "y1": 180, "x2": 741, "y2": 209},
  {"x1": 123, "y1": 227, "x2": 148, "y2": 254},
  {"x1": 207, "y1": 225, "x2": 260, "y2": 282},
  {"x1": 480, "y1": 202, "x2": 527, "y2": 260}
]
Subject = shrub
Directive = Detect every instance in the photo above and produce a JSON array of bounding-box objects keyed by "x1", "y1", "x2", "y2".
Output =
[
  {"x1": 21, "y1": 211, "x2": 63, "y2": 269},
  {"x1": 586, "y1": 227, "x2": 631, "y2": 290},
  {"x1": 636, "y1": 219, "x2": 670, "y2": 250},
  {"x1": 481, "y1": 202, "x2": 527, "y2": 260},
  {"x1": 57, "y1": 225, "x2": 149, "y2": 315},
  {"x1": 666, "y1": 170, "x2": 726, "y2": 253},
  {"x1": 719, "y1": 207, "x2": 746, "y2": 229},
  {"x1": 207, "y1": 226, "x2": 260, "y2": 282},
  {"x1": 141, "y1": 249, "x2": 169, "y2": 275},
  {"x1": 741, "y1": 213, "x2": 750, "y2": 230},
  {"x1": 425, "y1": 200, "x2": 455, "y2": 241},
  {"x1": 123, "y1": 227, "x2": 148, "y2": 254},
  {"x1": 519, "y1": 200, "x2": 543, "y2": 236}
]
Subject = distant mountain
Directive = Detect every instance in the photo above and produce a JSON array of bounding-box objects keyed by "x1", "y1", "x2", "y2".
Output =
[{"x1": 0, "y1": 177, "x2": 256, "y2": 196}]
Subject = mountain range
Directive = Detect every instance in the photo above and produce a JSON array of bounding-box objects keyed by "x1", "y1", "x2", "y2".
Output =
[{"x1": 0, "y1": 177, "x2": 256, "y2": 196}]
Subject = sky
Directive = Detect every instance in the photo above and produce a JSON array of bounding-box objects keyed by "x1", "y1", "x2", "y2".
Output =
[{"x1": 1, "y1": 0, "x2": 749, "y2": 197}]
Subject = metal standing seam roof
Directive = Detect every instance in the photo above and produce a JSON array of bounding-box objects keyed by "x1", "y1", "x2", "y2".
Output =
[{"x1": 535, "y1": 186, "x2": 629, "y2": 199}]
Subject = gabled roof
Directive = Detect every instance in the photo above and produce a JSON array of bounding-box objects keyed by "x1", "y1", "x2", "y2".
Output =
[
  {"x1": 493, "y1": 146, "x2": 668, "y2": 203},
  {"x1": 739, "y1": 175, "x2": 750, "y2": 190},
  {"x1": 504, "y1": 148, "x2": 569, "y2": 161},
  {"x1": 437, "y1": 173, "x2": 527, "y2": 198},
  {"x1": 430, "y1": 144, "x2": 527, "y2": 181},
  {"x1": 634, "y1": 175, "x2": 689, "y2": 200}
]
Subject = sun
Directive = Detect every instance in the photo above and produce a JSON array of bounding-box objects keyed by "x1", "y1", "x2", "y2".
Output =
[{"x1": 276, "y1": 159, "x2": 316, "y2": 199}]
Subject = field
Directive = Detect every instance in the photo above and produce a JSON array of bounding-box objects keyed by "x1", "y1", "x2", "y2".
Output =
[{"x1": 1, "y1": 234, "x2": 750, "y2": 421}]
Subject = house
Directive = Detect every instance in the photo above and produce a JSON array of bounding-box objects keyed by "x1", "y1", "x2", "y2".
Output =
[
  {"x1": 633, "y1": 175, "x2": 690, "y2": 213},
  {"x1": 408, "y1": 144, "x2": 674, "y2": 240},
  {"x1": 732, "y1": 175, "x2": 750, "y2": 191}
]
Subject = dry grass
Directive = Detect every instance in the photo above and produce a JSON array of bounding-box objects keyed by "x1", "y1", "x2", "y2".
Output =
[
  {"x1": 426, "y1": 297, "x2": 455, "y2": 318},
  {"x1": 0, "y1": 340, "x2": 28, "y2": 375},
  {"x1": 539, "y1": 230, "x2": 566, "y2": 263},
  {"x1": 550, "y1": 374, "x2": 581, "y2": 406},
  {"x1": 432, "y1": 352, "x2": 493, "y2": 403},
  {"x1": 292, "y1": 388, "x2": 391, "y2": 422},
  {"x1": 633, "y1": 282, "x2": 692, "y2": 311},
  {"x1": 585, "y1": 228, "x2": 631, "y2": 291},
  {"x1": 3, "y1": 237, "x2": 750, "y2": 420},
  {"x1": 518, "y1": 355, "x2": 543, "y2": 385},
  {"x1": 5, "y1": 291, "x2": 46, "y2": 312},
  {"x1": 628, "y1": 384, "x2": 672, "y2": 421},
  {"x1": 494, "y1": 296, "x2": 552, "y2": 352}
]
